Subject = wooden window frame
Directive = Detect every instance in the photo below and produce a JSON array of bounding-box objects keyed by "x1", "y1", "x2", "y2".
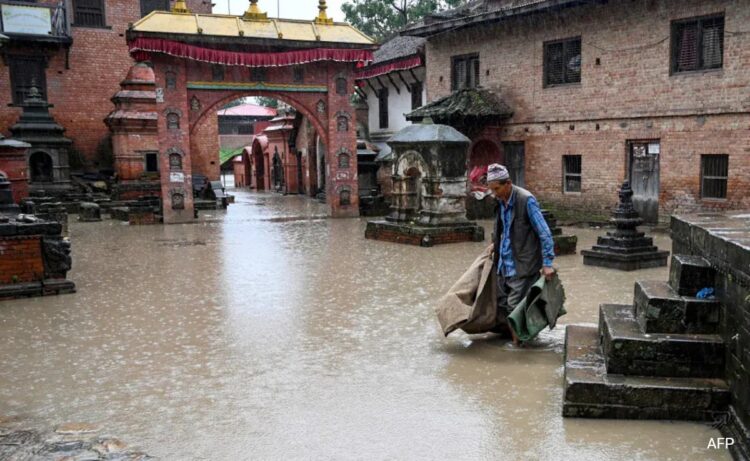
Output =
[
  {"x1": 8, "y1": 55, "x2": 47, "y2": 104},
  {"x1": 670, "y1": 14, "x2": 724, "y2": 74},
  {"x1": 378, "y1": 87, "x2": 389, "y2": 129},
  {"x1": 543, "y1": 36, "x2": 582, "y2": 87},
  {"x1": 562, "y1": 155, "x2": 582, "y2": 193},
  {"x1": 72, "y1": 0, "x2": 107, "y2": 28},
  {"x1": 700, "y1": 154, "x2": 728, "y2": 200},
  {"x1": 451, "y1": 53, "x2": 480, "y2": 91},
  {"x1": 144, "y1": 152, "x2": 159, "y2": 174}
]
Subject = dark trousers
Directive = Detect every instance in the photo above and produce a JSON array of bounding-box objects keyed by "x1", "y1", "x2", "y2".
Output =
[{"x1": 497, "y1": 272, "x2": 537, "y2": 317}]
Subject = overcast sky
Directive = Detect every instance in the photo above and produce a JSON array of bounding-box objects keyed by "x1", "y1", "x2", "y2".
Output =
[{"x1": 214, "y1": 0, "x2": 347, "y2": 21}]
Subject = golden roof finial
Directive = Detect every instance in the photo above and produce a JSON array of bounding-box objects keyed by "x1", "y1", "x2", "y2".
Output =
[
  {"x1": 171, "y1": 0, "x2": 190, "y2": 13},
  {"x1": 244, "y1": 0, "x2": 268, "y2": 20},
  {"x1": 315, "y1": 0, "x2": 334, "y2": 24}
]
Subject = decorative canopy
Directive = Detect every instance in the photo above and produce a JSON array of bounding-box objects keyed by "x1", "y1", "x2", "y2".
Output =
[{"x1": 405, "y1": 88, "x2": 513, "y2": 124}]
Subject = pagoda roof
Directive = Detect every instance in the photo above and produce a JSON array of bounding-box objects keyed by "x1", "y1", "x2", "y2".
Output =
[
  {"x1": 405, "y1": 88, "x2": 513, "y2": 124},
  {"x1": 130, "y1": 11, "x2": 376, "y2": 48}
]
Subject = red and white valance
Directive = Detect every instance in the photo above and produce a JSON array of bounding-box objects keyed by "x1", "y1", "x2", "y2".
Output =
[
  {"x1": 354, "y1": 55, "x2": 422, "y2": 80},
  {"x1": 128, "y1": 37, "x2": 374, "y2": 67}
]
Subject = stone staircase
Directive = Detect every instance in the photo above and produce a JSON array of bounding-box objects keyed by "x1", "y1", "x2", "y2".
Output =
[{"x1": 563, "y1": 254, "x2": 730, "y2": 420}]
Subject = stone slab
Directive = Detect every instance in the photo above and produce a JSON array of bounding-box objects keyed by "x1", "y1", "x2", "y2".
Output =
[
  {"x1": 563, "y1": 325, "x2": 729, "y2": 421},
  {"x1": 600, "y1": 304, "x2": 725, "y2": 379},
  {"x1": 669, "y1": 254, "x2": 716, "y2": 297},
  {"x1": 581, "y1": 248, "x2": 669, "y2": 271},
  {"x1": 365, "y1": 220, "x2": 484, "y2": 247},
  {"x1": 634, "y1": 280, "x2": 721, "y2": 334}
]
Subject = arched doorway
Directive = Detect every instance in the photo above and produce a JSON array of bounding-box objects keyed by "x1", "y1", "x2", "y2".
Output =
[
  {"x1": 109, "y1": 4, "x2": 376, "y2": 222},
  {"x1": 29, "y1": 151, "x2": 53, "y2": 183}
]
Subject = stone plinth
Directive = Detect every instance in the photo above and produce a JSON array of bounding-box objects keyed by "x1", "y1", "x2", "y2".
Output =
[
  {"x1": 0, "y1": 215, "x2": 75, "y2": 300},
  {"x1": 365, "y1": 220, "x2": 484, "y2": 247},
  {"x1": 581, "y1": 180, "x2": 668, "y2": 270},
  {"x1": 367, "y1": 120, "x2": 484, "y2": 246},
  {"x1": 78, "y1": 202, "x2": 102, "y2": 222},
  {"x1": 542, "y1": 210, "x2": 577, "y2": 255}
]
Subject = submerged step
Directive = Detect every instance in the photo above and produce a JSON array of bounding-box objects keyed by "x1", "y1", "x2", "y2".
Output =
[
  {"x1": 563, "y1": 325, "x2": 729, "y2": 421},
  {"x1": 600, "y1": 304, "x2": 724, "y2": 378},
  {"x1": 634, "y1": 280, "x2": 721, "y2": 334}
]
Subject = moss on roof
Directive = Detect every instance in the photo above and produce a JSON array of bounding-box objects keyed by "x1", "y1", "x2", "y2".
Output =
[{"x1": 406, "y1": 88, "x2": 512, "y2": 123}]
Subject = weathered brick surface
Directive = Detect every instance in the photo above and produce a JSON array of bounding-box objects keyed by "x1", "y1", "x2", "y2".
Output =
[
  {"x1": 0, "y1": 236, "x2": 44, "y2": 284},
  {"x1": 0, "y1": 0, "x2": 210, "y2": 166},
  {"x1": 424, "y1": 0, "x2": 750, "y2": 218}
]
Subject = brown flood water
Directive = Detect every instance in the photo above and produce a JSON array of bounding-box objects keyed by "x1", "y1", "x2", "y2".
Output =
[{"x1": 0, "y1": 190, "x2": 730, "y2": 460}]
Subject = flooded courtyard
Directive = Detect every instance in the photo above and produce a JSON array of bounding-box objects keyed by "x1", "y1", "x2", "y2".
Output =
[{"x1": 0, "y1": 190, "x2": 730, "y2": 460}]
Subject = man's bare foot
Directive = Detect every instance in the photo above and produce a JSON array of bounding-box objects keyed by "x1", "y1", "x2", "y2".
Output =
[{"x1": 510, "y1": 329, "x2": 521, "y2": 347}]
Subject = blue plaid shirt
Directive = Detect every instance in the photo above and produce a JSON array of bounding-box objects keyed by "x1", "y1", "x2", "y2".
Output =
[{"x1": 498, "y1": 190, "x2": 555, "y2": 277}]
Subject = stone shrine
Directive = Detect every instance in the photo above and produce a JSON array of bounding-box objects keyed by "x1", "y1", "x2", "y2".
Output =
[
  {"x1": 365, "y1": 119, "x2": 484, "y2": 246},
  {"x1": 9, "y1": 86, "x2": 72, "y2": 196},
  {"x1": 581, "y1": 180, "x2": 668, "y2": 270}
]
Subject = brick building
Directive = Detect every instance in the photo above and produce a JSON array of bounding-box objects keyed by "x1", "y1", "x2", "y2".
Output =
[
  {"x1": 0, "y1": 0, "x2": 211, "y2": 170},
  {"x1": 403, "y1": 0, "x2": 750, "y2": 223}
]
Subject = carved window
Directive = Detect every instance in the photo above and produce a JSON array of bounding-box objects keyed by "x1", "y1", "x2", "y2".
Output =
[
  {"x1": 544, "y1": 38, "x2": 581, "y2": 87},
  {"x1": 165, "y1": 71, "x2": 177, "y2": 89},
  {"x1": 563, "y1": 155, "x2": 582, "y2": 193},
  {"x1": 167, "y1": 112, "x2": 180, "y2": 130},
  {"x1": 340, "y1": 189, "x2": 351, "y2": 206},
  {"x1": 293, "y1": 66, "x2": 304, "y2": 84},
  {"x1": 337, "y1": 116, "x2": 349, "y2": 132},
  {"x1": 701, "y1": 154, "x2": 728, "y2": 199},
  {"x1": 169, "y1": 153, "x2": 183, "y2": 171},
  {"x1": 251, "y1": 67, "x2": 266, "y2": 82},
  {"x1": 338, "y1": 153, "x2": 350, "y2": 169},
  {"x1": 451, "y1": 53, "x2": 480, "y2": 90},
  {"x1": 336, "y1": 77, "x2": 348, "y2": 95},
  {"x1": 172, "y1": 192, "x2": 185, "y2": 210},
  {"x1": 212, "y1": 65, "x2": 224, "y2": 82},
  {"x1": 671, "y1": 15, "x2": 724, "y2": 74}
]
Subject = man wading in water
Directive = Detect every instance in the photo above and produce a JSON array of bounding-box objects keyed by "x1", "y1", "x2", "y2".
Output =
[{"x1": 487, "y1": 164, "x2": 556, "y2": 346}]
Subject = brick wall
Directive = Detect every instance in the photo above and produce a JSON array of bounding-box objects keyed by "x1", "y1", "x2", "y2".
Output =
[
  {"x1": 424, "y1": 0, "x2": 750, "y2": 218},
  {"x1": 0, "y1": 0, "x2": 211, "y2": 167},
  {"x1": 0, "y1": 236, "x2": 44, "y2": 283}
]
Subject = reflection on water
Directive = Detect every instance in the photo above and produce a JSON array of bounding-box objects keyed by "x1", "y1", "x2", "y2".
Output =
[{"x1": 0, "y1": 191, "x2": 729, "y2": 460}]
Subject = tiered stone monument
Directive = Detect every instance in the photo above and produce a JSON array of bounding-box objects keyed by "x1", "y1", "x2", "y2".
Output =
[
  {"x1": 542, "y1": 210, "x2": 577, "y2": 255},
  {"x1": 364, "y1": 119, "x2": 484, "y2": 246},
  {"x1": 581, "y1": 180, "x2": 668, "y2": 270}
]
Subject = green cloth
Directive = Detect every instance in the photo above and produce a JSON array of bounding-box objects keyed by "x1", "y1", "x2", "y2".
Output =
[{"x1": 507, "y1": 273, "x2": 566, "y2": 342}]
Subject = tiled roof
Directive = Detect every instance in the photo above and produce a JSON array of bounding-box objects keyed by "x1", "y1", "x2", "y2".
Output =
[
  {"x1": 373, "y1": 35, "x2": 425, "y2": 64},
  {"x1": 217, "y1": 103, "x2": 277, "y2": 117}
]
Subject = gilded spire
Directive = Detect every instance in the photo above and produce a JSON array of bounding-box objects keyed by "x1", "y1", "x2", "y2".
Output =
[
  {"x1": 172, "y1": 0, "x2": 190, "y2": 13},
  {"x1": 315, "y1": 0, "x2": 333, "y2": 24},
  {"x1": 243, "y1": 0, "x2": 268, "y2": 20}
]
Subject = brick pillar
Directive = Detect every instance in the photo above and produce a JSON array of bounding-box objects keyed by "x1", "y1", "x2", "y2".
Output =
[
  {"x1": 0, "y1": 136, "x2": 30, "y2": 203},
  {"x1": 326, "y1": 63, "x2": 359, "y2": 217},
  {"x1": 154, "y1": 58, "x2": 195, "y2": 224}
]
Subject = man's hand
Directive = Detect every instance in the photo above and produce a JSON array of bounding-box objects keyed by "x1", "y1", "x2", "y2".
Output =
[{"x1": 541, "y1": 266, "x2": 555, "y2": 280}]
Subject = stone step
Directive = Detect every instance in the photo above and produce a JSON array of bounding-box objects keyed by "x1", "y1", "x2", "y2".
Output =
[
  {"x1": 563, "y1": 325, "x2": 730, "y2": 421},
  {"x1": 669, "y1": 254, "x2": 716, "y2": 297},
  {"x1": 634, "y1": 280, "x2": 721, "y2": 334},
  {"x1": 600, "y1": 304, "x2": 724, "y2": 378}
]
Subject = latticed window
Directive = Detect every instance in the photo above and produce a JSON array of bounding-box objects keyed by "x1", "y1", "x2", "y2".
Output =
[
  {"x1": 140, "y1": 0, "x2": 168, "y2": 17},
  {"x1": 411, "y1": 81, "x2": 423, "y2": 110},
  {"x1": 544, "y1": 37, "x2": 581, "y2": 86},
  {"x1": 378, "y1": 87, "x2": 389, "y2": 129},
  {"x1": 73, "y1": 0, "x2": 105, "y2": 27},
  {"x1": 293, "y1": 66, "x2": 304, "y2": 84},
  {"x1": 336, "y1": 77, "x2": 348, "y2": 95},
  {"x1": 251, "y1": 67, "x2": 266, "y2": 82},
  {"x1": 212, "y1": 65, "x2": 224, "y2": 82},
  {"x1": 671, "y1": 15, "x2": 724, "y2": 73},
  {"x1": 701, "y1": 154, "x2": 728, "y2": 199},
  {"x1": 563, "y1": 155, "x2": 582, "y2": 193},
  {"x1": 9, "y1": 56, "x2": 47, "y2": 104},
  {"x1": 451, "y1": 54, "x2": 479, "y2": 91}
]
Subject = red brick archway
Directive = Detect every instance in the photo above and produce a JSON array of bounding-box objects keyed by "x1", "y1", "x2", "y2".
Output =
[{"x1": 107, "y1": 6, "x2": 376, "y2": 223}]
